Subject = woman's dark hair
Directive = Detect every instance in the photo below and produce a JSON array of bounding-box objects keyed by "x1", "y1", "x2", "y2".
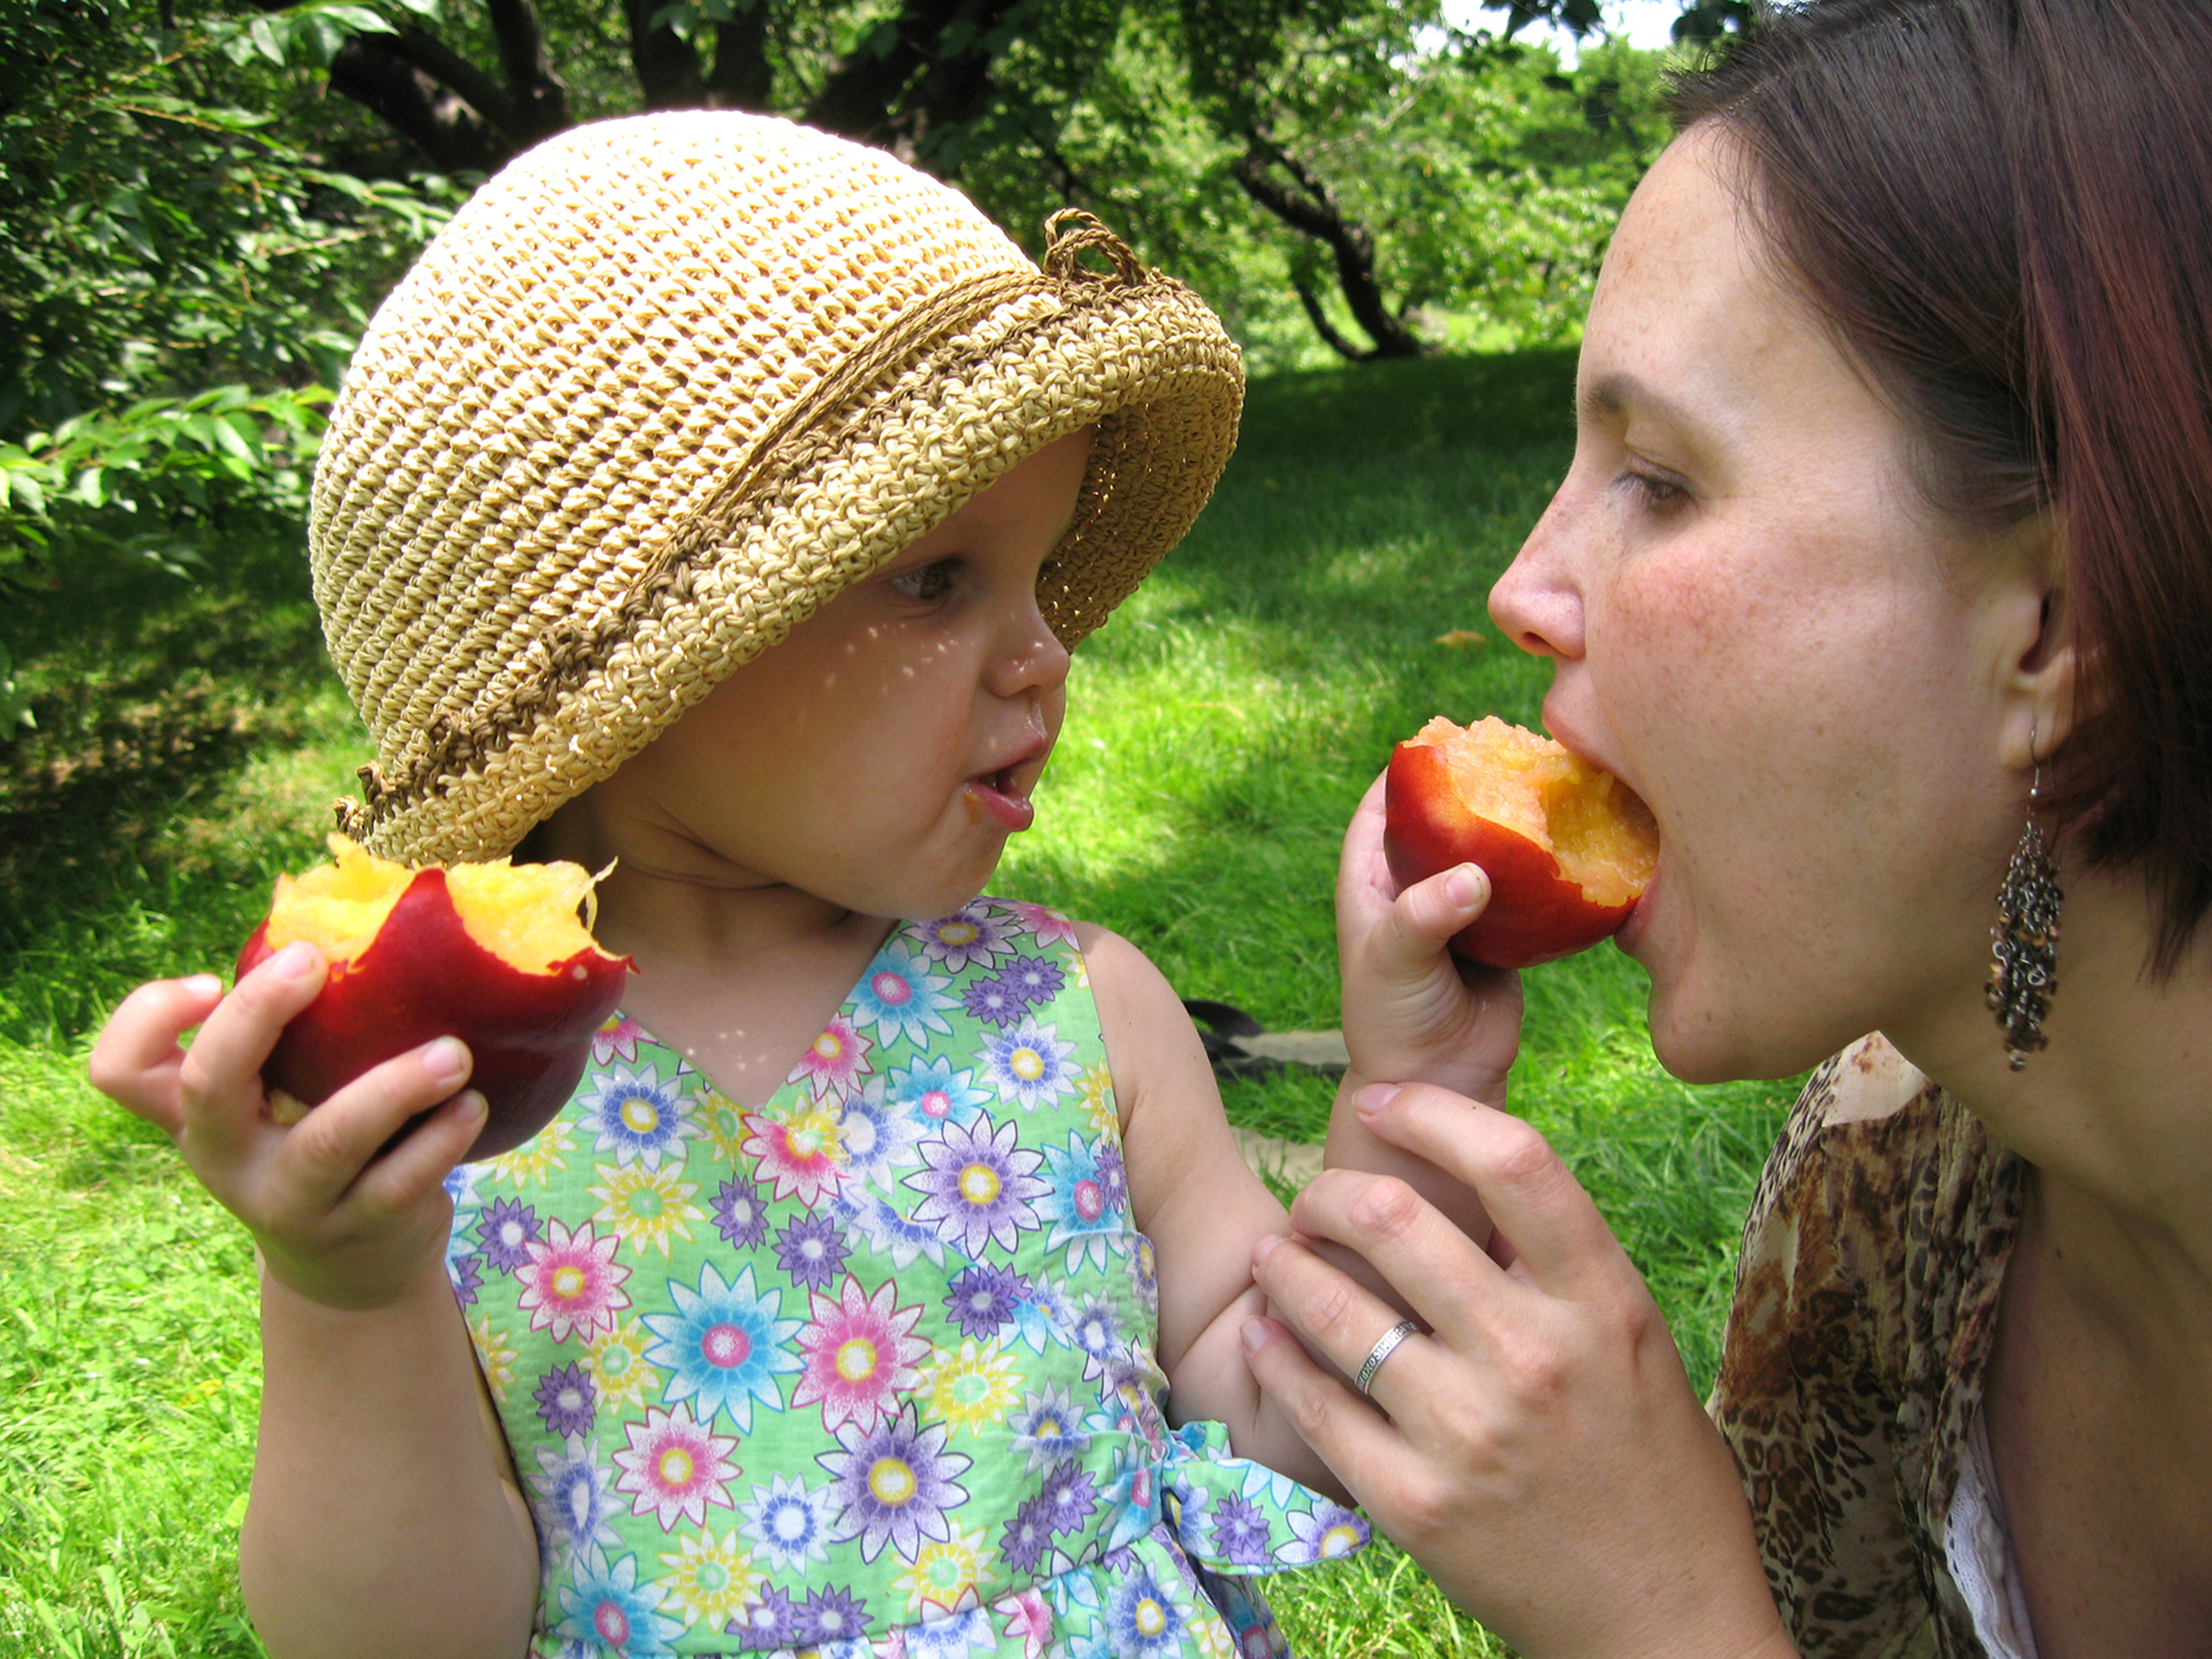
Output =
[{"x1": 1670, "y1": 0, "x2": 2212, "y2": 972}]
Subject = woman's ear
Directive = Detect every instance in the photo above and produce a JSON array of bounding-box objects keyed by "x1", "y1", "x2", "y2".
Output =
[{"x1": 1991, "y1": 511, "x2": 2077, "y2": 771}]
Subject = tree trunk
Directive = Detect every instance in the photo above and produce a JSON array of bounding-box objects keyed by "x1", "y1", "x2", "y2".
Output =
[
  {"x1": 803, "y1": 0, "x2": 1023, "y2": 175},
  {"x1": 1231, "y1": 137, "x2": 1426, "y2": 360}
]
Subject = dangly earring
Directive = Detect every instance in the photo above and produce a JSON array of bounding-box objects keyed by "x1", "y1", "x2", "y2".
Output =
[{"x1": 1986, "y1": 725, "x2": 2062, "y2": 1070}]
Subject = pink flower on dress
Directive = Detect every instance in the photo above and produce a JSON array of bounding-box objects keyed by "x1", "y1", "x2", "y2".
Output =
[
  {"x1": 591, "y1": 1014, "x2": 645, "y2": 1065},
  {"x1": 1002, "y1": 902, "x2": 1081, "y2": 952},
  {"x1": 789, "y1": 1013, "x2": 871, "y2": 1101},
  {"x1": 741, "y1": 1103, "x2": 847, "y2": 1209},
  {"x1": 995, "y1": 1586, "x2": 1055, "y2": 1655},
  {"x1": 612, "y1": 1403, "x2": 740, "y2": 1531},
  {"x1": 792, "y1": 1273, "x2": 929, "y2": 1435},
  {"x1": 516, "y1": 1220, "x2": 631, "y2": 1345}
]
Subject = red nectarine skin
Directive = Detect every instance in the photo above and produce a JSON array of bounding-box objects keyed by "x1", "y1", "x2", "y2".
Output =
[
  {"x1": 237, "y1": 868, "x2": 630, "y2": 1161},
  {"x1": 1384, "y1": 740, "x2": 1643, "y2": 970}
]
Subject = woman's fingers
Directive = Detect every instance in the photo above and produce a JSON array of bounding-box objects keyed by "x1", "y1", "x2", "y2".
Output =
[
  {"x1": 1348, "y1": 1083, "x2": 1624, "y2": 1292},
  {"x1": 1259, "y1": 1177, "x2": 1498, "y2": 1362},
  {"x1": 86, "y1": 974, "x2": 229, "y2": 1135},
  {"x1": 1239, "y1": 1311, "x2": 1421, "y2": 1493}
]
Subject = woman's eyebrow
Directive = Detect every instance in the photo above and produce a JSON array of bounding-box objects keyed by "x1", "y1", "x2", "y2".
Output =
[{"x1": 1579, "y1": 371, "x2": 1714, "y2": 449}]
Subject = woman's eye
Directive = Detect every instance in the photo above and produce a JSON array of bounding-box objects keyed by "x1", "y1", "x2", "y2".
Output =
[
  {"x1": 1618, "y1": 465, "x2": 1690, "y2": 513},
  {"x1": 888, "y1": 559, "x2": 959, "y2": 602}
]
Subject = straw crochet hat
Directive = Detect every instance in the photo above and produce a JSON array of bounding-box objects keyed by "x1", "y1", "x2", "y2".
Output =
[{"x1": 311, "y1": 111, "x2": 1242, "y2": 865}]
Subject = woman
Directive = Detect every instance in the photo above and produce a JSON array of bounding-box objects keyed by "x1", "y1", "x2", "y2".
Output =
[{"x1": 1238, "y1": 3, "x2": 2212, "y2": 1655}]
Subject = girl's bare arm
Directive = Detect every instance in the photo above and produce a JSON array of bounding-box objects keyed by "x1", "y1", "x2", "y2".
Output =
[
  {"x1": 89, "y1": 964, "x2": 539, "y2": 1658},
  {"x1": 1078, "y1": 924, "x2": 1349, "y2": 1501}
]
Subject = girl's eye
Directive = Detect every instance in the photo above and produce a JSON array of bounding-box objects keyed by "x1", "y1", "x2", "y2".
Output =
[{"x1": 888, "y1": 558, "x2": 959, "y2": 603}]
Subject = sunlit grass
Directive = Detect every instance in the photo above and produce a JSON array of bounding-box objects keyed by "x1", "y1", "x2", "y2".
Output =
[{"x1": 0, "y1": 349, "x2": 1794, "y2": 1656}]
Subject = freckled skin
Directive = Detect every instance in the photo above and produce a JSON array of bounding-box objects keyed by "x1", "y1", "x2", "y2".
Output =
[{"x1": 1488, "y1": 127, "x2": 2042, "y2": 1085}]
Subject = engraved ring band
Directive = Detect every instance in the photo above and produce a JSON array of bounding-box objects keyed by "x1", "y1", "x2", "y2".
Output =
[{"x1": 1353, "y1": 1318, "x2": 1421, "y2": 1396}]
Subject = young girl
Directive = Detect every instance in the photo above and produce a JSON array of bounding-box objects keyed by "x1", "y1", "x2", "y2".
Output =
[{"x1": 88, "y1": 114, "x2": 1366, "y2": 1659}]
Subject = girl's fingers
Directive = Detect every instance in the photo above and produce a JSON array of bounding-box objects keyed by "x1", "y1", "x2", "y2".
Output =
[
  {"x1": 1379, "y1": 863, "x2": 1490, "y2": 964},
  {"x1": 274, "y1": 1037, "x2": 476, "y2": 1213},
  {"x1": 1240, "y1": 1312, "x2": 1419, "y2": 1491},
  {"x1": 341, "y1": 1088, "x2": 489, "y2": 1222},
  {"x1": 86, "y1": 975, "x2": 229, "y2": 1134},
  {"x1": 173, "y1": 943, "x2": 328, "y2": 1156},
  {"x1": 1351, "y1": 1083, "x2": 1624, "y2": 1292},
  {"x1": 1334, "y1": 771, "x2": 1394, "y2": 912}
]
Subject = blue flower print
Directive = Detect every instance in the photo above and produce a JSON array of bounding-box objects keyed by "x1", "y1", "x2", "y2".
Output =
[
  {"x1": 576, "y1": 1061, "x2": 696, "y2": 1170},
  {"x1": 835, "y1": 1188, "x2": 950, "y2": 1271},
  {"x1": 447, "y1": 1249, "x2": 482, "y2": 1308},
  {"x1": 480, "y1": 1196, "x2": 542, "y2": 1272},
  {"x1": 528, "y1": 1439, "x2": 622, "y2": 1555},
  {"x1": 1068, "y1": 1291, "x2": 1128, "y2": 1387},
  {"x1": 1125, "y1": 1231, "x2": 1159, "y2": 1314},
  {"x1": 557, "y1": 1546, "x2": 681, "y2": 1656},
  {"x1": 739, "y1": 1472, "x2": 835, "y2": 1573},
  {"x1": 534, "y1": 1361, "x2": 596, "y2": 1439},
  {"x1": 904, "y1": 1603, "x2": 996, "y2": 1659},
  {"x1": 906, "y1": 1113, "x2": 1049, "y2": 1258},
  {"x1": 834, "y1": 1090, "x2": 918, "y2": 1196},
  {"x1": 1040, "y1": 1132, "x2": 1127, "y2": 1275},
  {"x1": 1009, "y1": 1383, "x2": 1092, "y2": 1472},
  {"x1": 1107, "y1": 1562, "x2": 1188, "y2": 1656},
  {"x1": 641, "y1": 1261, "x2": 804, "y2": 1433},
  {"x1": 818, "y1": 1404, "x2": 973, "y2": 1564},
  {"x1": 980, "y1": 1018, "x2": 1079, "y2": 1113},
  {"x1": 880, "y1": 1056, "x2": 994, "y2": 1133},
  {"x1": 851, "y1": 943, "x2": 956, "y2": 1047},
  {"x1": 916, "y1": 903, "x2": 1017, "y2": 973}
]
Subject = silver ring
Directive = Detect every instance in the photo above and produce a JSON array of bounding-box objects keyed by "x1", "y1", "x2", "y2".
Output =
[{"x1": 1353, "y1": 1318, "x2": 1420, "y2": 1396}]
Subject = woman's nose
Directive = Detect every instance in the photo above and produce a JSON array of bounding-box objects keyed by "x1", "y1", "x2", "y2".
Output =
[{"x1": 1489, "y1": 485, "x2": 1588, "y2": 662}]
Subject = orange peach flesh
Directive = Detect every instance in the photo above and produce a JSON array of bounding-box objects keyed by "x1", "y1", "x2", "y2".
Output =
[
  {"x1": 1409, "y1": 716, "x2": 1658, "y2": 906},
  {"x1": 261, "y1": 834, "x2": 607, "y2": 973}
]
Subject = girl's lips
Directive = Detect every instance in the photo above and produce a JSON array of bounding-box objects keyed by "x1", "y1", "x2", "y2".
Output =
[{"x1": 964, "y1": 771, "x2": 1036, "y2": 831}]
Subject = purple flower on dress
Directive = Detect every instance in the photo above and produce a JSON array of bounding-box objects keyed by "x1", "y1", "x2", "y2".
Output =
[
  {"x1": 1209, "y1": 1493, "x2": 1275, "y2": 1568},
  {"x1": 447, "y1": 1250, "x2": 482, "y2": 1308},
  {"x1": 905, "y1": 1113, "x2": 1047, "y2": 1258},
  {"x1": 534, "y1": 1361, "x2": 596, "y2": 1440},
  {"x1": 941, "y1": 1263, "x2": 1028, "y2": 1340},
  {"x1": 1285, "y1": 1499, "x2": 1370, "y2": 1564},
  {"x1": 480, "y1": 1197, "x2": 543, "y2": 1273},
  {"x1": 998, "y1": 954, "x2": 1065, "y2": 1007},
  {"x1": 772, "y1": 1211, "x2": 850, "y2": 1291},
  {"x1": 960, "y1": 974, "x2": 1029, "y2": 1030},
  {"x1": 1038, "y1": 1463, "x2": 1098, "y2": 1538},
  {"x1": 1096, "y1": 1145, "x2": 1127, "y2": 1210},
  {"x1": 916, "y1": 903, "x2": 1017, "y2": 973},
  {"x1": 794, "y1": 1585, "x2": 870, "y2": 1647},
  {"x1": 999, "y1": 1493, "x2": 1052, "y2": 1575},
  {"x1": 713, "y1": 1176, "x2": 768, "y2": 1249},
  {"x1": 818, "y1": 1405, "x2": 972, "y2": 1564},
  {"x1": 727, "y1": 1586, "x2": 798, "y2": 1652},
  {"x1": 1069, "y1": 1292, "x2": 1127, "y2": 1385}
]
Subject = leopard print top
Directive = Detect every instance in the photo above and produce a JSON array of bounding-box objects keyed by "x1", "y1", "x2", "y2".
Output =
[{"x1": 1709, "y1": 1034, "x2": 2028, "y2": 1659}]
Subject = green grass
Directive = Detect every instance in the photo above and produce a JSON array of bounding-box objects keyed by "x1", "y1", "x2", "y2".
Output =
[{"x1": 0, "y1": 348, "x2": 1794, "y2": 1656}]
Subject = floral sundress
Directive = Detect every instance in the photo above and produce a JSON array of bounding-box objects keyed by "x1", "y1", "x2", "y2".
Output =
[{"x1": 447, "y1": 897, "x2": 1367, "y2": 1657}]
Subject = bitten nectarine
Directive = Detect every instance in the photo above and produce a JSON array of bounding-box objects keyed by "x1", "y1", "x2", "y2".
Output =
[
  {"x1": 236, "y1": 836, "x2": 631, "y2": 1161},
  {"x1": 1385, "y1": 716, "x2": 1658, "y2": 970}
]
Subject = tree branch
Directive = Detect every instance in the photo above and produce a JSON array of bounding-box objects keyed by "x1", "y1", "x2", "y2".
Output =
[
  {"x1": 327, "y1": 33, "x2": 513, "y2": 173},
  {"x1": 624, "y1": 0, "x2": 705, "y2": 109},
  {"x1": 1231, "y1": 135, "x2": 1426, "y2": 360},
  {"x1": 484, "y1": 0, "x2": 569, "y2": 139}
]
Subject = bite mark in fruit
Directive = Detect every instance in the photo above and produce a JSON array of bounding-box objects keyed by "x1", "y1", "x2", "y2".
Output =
[
  {"x1": 237, "y1": 835, "x2": 633, "y2": 1161},
  {"x1": 1384, "y1": 715, "x2": 1659, "y2": 969}
]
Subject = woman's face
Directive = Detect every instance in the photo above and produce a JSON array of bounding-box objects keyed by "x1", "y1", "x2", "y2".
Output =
[{"x1": 1489, "y1": 126, "x2": 2035, "y2": 1083}]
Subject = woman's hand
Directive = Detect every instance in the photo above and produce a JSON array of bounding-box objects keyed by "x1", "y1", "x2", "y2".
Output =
[
  {"x1": 1246, "y1": 1083, "x2": 1793, "y2": 1659},
  {"x1": 87, "y1": 945, "x2": 488, "y2": 1311},
  {"x1": 1336, "y1": 770, "x2": 1520, "y2": 1104}
]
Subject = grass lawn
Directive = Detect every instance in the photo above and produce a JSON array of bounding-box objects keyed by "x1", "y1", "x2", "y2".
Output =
[{"x1": 0, "y1": 348, "x2": 1799, "y2": 1657}]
